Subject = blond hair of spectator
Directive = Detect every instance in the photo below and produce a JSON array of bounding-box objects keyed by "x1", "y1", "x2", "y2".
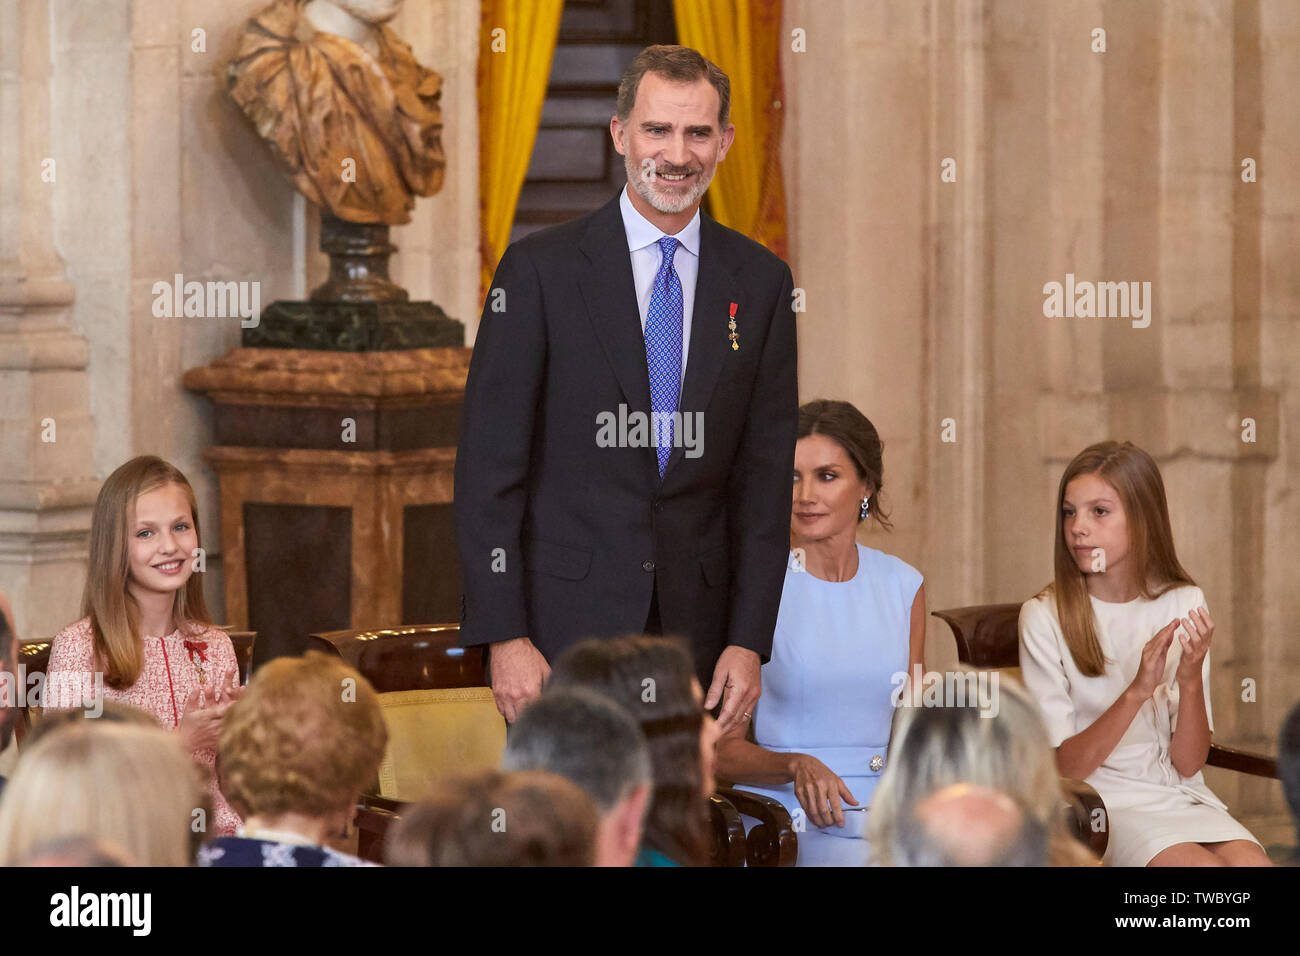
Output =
[
  {"x1": 869, "y1": 677, "x2": 1096, "y2": 866},
  {"x1": 0, "y1": 720, "x2": 207, "y2": 866},
  {"x1": 217, "y1": 651, "x2": 387, "y2": 827}
]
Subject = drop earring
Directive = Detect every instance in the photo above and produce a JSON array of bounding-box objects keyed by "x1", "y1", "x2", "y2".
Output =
[{"x1": 859, "y1": 496, "x2": 870, "y2": 520}]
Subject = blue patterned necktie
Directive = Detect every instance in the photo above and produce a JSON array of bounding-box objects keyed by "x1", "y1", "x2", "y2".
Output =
[{"x1": 644, "y1": 236, "x2": 684, "y2": 477}]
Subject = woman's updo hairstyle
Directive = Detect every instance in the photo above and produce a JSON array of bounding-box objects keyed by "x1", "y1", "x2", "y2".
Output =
[{"x1": 796, "y1": 399, "x2": 892, "y2": 530}]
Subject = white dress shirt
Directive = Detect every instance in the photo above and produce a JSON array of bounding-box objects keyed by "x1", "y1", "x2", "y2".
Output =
[{"x1": 619, "y1": 184, "x2": 700, "y2": 388}]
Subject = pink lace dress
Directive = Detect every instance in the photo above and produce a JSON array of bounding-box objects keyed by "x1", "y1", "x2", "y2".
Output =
[{"x1": 45, "y1": 617, "x2": 243, "y2": 836}]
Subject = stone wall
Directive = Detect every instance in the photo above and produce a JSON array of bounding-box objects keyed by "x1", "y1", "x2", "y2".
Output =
[
  {"x1": 781, "y1": 0, "x2": 1299, "y2": 837},
  {"x1": 0, "y1": 0, "x2": 480, "y2": 646}
]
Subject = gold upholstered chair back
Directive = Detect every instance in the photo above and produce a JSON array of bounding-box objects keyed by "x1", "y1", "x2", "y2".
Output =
[{"x1": 306, "y1": 624, "x2": 505, "y2": 803}]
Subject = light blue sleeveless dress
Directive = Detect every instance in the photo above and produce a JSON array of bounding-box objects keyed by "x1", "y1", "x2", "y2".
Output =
[{"x1": 736, "y1": 543, "x2": 922, "y2": 866}]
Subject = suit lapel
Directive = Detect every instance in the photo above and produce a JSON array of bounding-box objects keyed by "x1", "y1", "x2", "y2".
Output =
[
  {"x1": 578, "y1": 197, "x2": 654, "y2": 421},
  {"x1": 578, "y1": 193, "x2": 744, "y2": 485},
  {"x1": 662, "y1": 212, "x2": 742, "y2": 480}
]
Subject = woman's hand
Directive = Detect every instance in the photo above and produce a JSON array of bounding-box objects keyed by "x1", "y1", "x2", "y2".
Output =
[
  {"x1": 179, "y1": 686, "x2": 224, "y2": 753},
  {"x1": 178, "y1": 667, "x2": 242, "y2": 753},
  {"x1": 788, "y1": 753, "x2": 858, "y2": 828},
  {"x1": 1129, "y1": 618, "x2": 1178, "y2": 701},
  {"x1": 210, "y1": 665, "x2": 246, "y2": 707},
  {"x1": 1174, "y1": 607, "x2": 1213, "y2": 686}
]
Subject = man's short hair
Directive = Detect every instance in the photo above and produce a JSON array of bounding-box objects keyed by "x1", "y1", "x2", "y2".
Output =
[
  {"x1": 617, "y1": 44, "x2": 730, "y2": 132},
  {"x1": 384, "y1": 769, "x2": 597, "y2": 867},
  {"x1": 502, "y1": 686, "x2": 651, "y2": 814}
]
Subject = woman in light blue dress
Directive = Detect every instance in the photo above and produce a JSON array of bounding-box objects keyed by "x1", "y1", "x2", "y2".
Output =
[{"x1": 716, "y1": 400, "x2": 925, "y2": 866}]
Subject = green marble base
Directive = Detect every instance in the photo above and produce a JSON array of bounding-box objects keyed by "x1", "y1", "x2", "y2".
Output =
[{"x1": 244, "y1": 300, "x2": 465, "y2": 351}]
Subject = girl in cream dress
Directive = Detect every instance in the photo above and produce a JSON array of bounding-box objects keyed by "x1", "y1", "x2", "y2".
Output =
[{"x1": 1019, "y1": 441, "x2": 1268, "y2": 867}]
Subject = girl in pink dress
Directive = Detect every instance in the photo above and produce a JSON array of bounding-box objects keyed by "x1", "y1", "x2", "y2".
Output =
[{"x1": 46, "y1": 456, "x2": 244, "y2": 838}]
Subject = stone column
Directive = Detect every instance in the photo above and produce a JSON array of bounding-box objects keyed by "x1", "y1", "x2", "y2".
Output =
[{"x1": 0, "y1": 0, "x2": 99, "y2": 644}]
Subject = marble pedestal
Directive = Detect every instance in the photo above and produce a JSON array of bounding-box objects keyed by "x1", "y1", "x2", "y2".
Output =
[{"x1": 183, "y1": 347, "x2": 471, "y2": 667}]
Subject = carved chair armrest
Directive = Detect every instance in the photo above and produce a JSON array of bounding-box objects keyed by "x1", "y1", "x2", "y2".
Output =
[
  {"x1": 715, "y1": 786, "x2": 798, "y2": 867},
  {"x1": 707, "y1": 794, "x2": 748, "y2": 867},
  {"x1": 1207, "y1": 743, "x2": 1278, "y2": 779},
  {"x1": 1061, "y1": 777, "x2": 1108, "y2": 860},
  {"x1": 354, "y1": 799, "x2": 403, "y2": 864}
]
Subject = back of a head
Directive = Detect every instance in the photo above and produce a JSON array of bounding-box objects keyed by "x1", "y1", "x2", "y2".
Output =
[
  {"x1": 1280, "y1": 701, "x2": 1300, "y2": 839},
  {"x1": 894, "y1": 783, "x2": 1048, "y2": 867},
  {"x1": 869, "y1": 680, "x2": 1087, "y2": 865},
  {"x1": 219, "y1": 651, "x2": 388, "y2": 821},
  {"x1": 16, "y1": 835, "x2": 137, "y2": 867},
  {"x1": 548, "y1": 635, "x2": 708, "y2": 865},
  {"x1": 385, "y1": 769, "x2": 597, "y2": 867},
  {"x1": 0, "y1": 720, "x2": 204, "y2": 866},
  {"x1": 23, "y1": 699, "x2": 160, "y2": 751},
  {"x1": 503, "y1": 687, "x2": 651, "y2": 815}
]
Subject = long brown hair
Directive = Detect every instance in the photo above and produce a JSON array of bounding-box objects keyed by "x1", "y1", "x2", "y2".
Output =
[
  {"x1": 1040, "y1": 441, "x2": 1195, "y2": 676},
  {"x1": 548, "y1": 635, "x2": 711, "y2": 866},
  {"x1": 82, "y1": 456, "x2": 212, "y2": 688}
]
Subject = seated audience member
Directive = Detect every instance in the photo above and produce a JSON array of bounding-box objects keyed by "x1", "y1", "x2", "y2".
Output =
[
  {"x1": 385, "y1": 769, "x2": 598, "y2": 867},
  {"x1": 45, "y1": 456, "x2": 245, "y2": 835},
  {"x1": 1020, "y1": 441, "x2": 1269, "y2": 866},
  {"x1": 24, "y1": 698, "x2": 162, "y2": 748},
  {"x1": 892, "y1": 783, "x2": 1048, "y2": 867},
  {"x1": 547, "y1": 635, "x2": 719, "y2": 867},
  {"x1": 0, "y1": 591, "x2": 17, "y2": 798},
  {"x1": 1281, "y1": 701, "x2": 1300, "y2": 865},
  {"x1": 200, "y1": 652, "x2": 387, "y2": 867},
  {"x1": 0, "y1": 720, "x2": 208, "y2": 866},
  {"x1": 715, "y1": 400, "x2": 926, "y2": 866},
  {"x1": 502, "y1": 686, "x2": 652, "y2": 867},
  {"x1": 16, "y1": 835, "x2": 135, "y2": 867},
  {"x1": 869, "y1": 680, "x2": 1096, "y2": 866}
]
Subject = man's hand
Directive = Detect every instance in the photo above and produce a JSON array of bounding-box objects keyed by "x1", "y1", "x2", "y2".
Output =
[
  {"x1": 705, "y1": 646, "x2": 760, "y2": 737},
  {"x1": 489, "y1": 637, "x2": 551, "y2": 723}
]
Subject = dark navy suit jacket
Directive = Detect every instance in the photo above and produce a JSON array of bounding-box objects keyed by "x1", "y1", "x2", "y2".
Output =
[{"x1": 454, "y1": 190, "x2": 798, "y2": 683}]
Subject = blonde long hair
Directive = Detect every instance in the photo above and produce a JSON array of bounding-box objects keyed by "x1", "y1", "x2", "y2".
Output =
[
  {"x1": 1039, "y1": 441, "x2": 1194, "y2": 676},
  {"x1": 83, "y1": 456, "x2": 212, "y2": 688},
  {"x1": 869, "y1": 679, "x2": 1096, "y2": 866},
  {"x1": 0, "y1": 719, "x2": 207, "y2": 866}
]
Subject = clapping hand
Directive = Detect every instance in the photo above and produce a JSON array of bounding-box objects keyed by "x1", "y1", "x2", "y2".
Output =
[
  {"x1": 178, "y1": 665, "x2": 244, "y2": 753},
  {"x1": 1130, "y1": 618, "x2": 1178, "y2": 701},
  {"x1": 1174, "y1": 607, "x2": 1213, "y2": 686}
]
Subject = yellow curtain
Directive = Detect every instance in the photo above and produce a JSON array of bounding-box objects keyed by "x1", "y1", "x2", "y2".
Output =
[
  {"x1": 671, "y1": 0, "x2": 788, "y2": 260},
  {"x1": 478, "y1": 0, "x2": 564, "y2": 302}
]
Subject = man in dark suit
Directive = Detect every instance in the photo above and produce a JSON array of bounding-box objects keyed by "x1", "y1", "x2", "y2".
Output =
[{"x1": 455, "y1": 45, "x2": 797, "y2": 736}]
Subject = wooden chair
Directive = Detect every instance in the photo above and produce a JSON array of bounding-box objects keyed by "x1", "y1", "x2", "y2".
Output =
[
  {"x1": 308, "y1": 624, "x2": 506, "y2": 805},
  {"x1": 933, "y1": 604, "x2": 1281, "y2": 778},
  {"x1": 354, "y1": 793, "x2": 404, "y2": 864},
  {"x1": 219, "y1": 628, "x2": 256, "y2": 685},
  {"x1": 13, "y1": 639, "x2": 51, "y2": 748},
  {"x1": 716, "y1": 786, "x2": 799, "y2": 866},
  {"x1": 708, "y1": 793, "x2": 748, "y2": 867},
  {"x1": 932, "y1": 603, "x2": 1283, "y2": 860}
]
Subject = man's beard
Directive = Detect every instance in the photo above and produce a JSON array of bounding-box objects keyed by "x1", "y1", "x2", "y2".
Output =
[{"x1": 626, "y1": 154, "x2": 714, "y2": 214}]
